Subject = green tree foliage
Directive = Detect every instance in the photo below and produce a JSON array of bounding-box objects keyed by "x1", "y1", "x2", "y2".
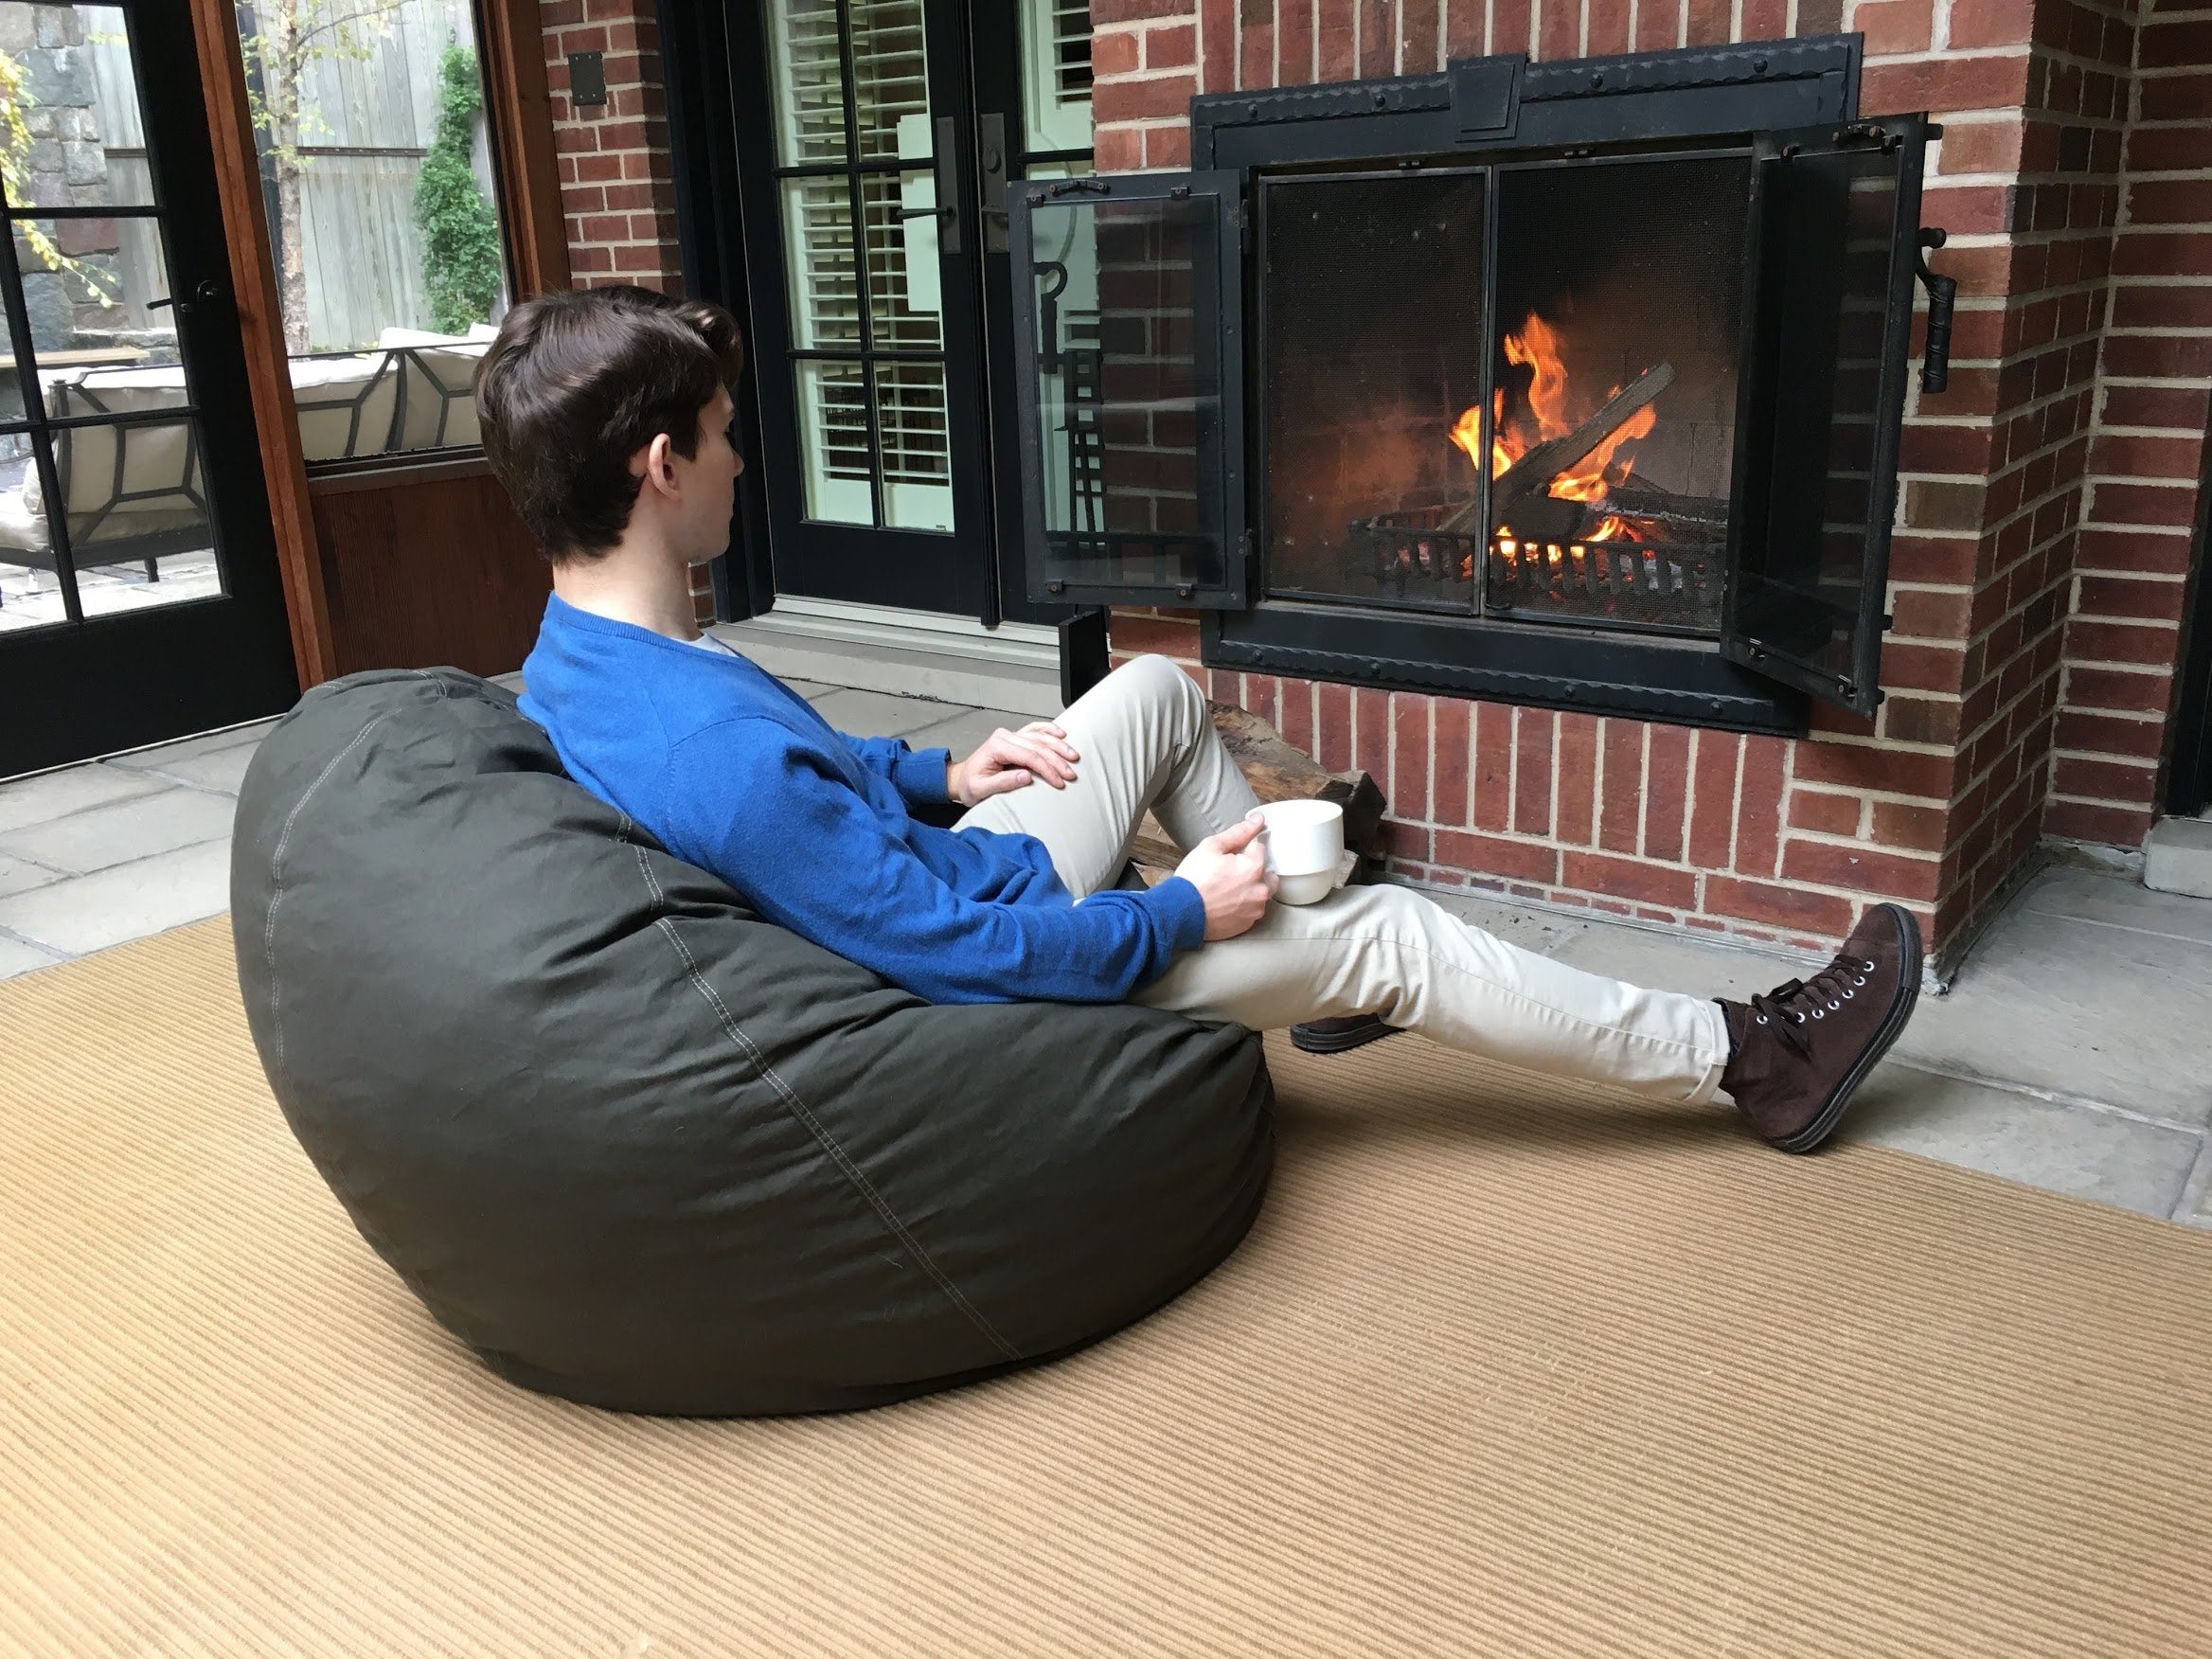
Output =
[{"x1": 413, "y1": 43, "x2": 502, "y2": 334}]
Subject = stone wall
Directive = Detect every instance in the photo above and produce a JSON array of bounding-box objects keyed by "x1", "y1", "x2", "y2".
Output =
[{"x1": 2, "y1": 5, "x2": 123, "y2": 348}]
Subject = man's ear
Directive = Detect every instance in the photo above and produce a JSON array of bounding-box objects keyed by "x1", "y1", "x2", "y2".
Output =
[{"x1": 632, "y1": 432, "x2": 679, "y2": 498}]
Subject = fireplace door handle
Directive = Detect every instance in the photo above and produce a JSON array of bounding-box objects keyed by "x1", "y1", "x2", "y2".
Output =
[
  {"x1": 1037, "y1": 260, "x2": 1068, "y2": 376},
  {"x1": 1915, "y1": 227, "x2": 1957, "y2": 394}
]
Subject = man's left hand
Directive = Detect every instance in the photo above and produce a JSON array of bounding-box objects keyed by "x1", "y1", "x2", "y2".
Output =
[{"x1": 946, "y1": 722, "x2": 1080, "y2": 807}]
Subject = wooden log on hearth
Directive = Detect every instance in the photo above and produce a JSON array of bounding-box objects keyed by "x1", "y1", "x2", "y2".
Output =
[
  {"x1": 1436, "y1": 361, "x2": 1677, "y2": 537},
  {"x1": 1125, "y1": 700, "x2": 1387, "y2": 887},
  {"x1": 1603, "y1": 481, "x2": 1729, "y2": 532}
]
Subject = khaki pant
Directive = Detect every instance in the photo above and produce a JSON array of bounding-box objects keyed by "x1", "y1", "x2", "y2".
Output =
[{"x1": 956, "y1": 655, "x2": 1730, "y2": 1104}]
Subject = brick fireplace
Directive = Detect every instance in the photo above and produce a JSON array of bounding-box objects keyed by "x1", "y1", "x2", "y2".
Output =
[
  {"x1": 1084, "y1": 0, "x2": 2212, "y2": 972},
  {"x1": 543, "y1": 0, "x2": 2212, "y2": 973}
]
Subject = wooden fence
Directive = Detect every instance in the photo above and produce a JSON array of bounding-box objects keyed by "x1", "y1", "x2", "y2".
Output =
[{"x1": 88, "y1": 0, "x2": 501, "y2": 353}]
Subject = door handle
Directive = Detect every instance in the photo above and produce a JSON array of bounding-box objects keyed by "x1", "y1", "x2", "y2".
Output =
[
  {"x1": 1915, "y1": 227, "x2": 1956, "y2": 394},
  {"x1": 933, "y1": 114, "x2": 961, "y2": 255},
  {"x1": 148, "y1": 278, "x2": 223, "y2": 318},
  {"x1": 977, "y1": 112, "x2": 1008, "y2": 254}
]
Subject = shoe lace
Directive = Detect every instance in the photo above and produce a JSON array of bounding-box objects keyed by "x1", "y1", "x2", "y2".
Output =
[{"x1": 1746, "y1": 949, "x2": 1880, "y2": 1060}]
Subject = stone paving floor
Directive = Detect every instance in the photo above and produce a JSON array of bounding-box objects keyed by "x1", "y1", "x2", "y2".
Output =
[
  {"x1": 5, "y1": 668, "x2": 2208, "y2": 1231},
  {"x1": 0, "y1": 550, "x2": 226, "y2": 633}
]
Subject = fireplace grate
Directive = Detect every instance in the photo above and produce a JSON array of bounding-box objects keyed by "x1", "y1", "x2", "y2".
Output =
[{"x1": 1352, "y1": 505, "x2": 1723, "y2": 633}]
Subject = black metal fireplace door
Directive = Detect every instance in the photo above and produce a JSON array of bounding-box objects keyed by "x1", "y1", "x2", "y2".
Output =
[{"x1": 1008, "y1": 48, "x2": 1936, "y2": 723}]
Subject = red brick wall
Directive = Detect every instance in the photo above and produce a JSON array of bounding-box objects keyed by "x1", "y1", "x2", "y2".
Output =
[
  {"x1": 1092, "y1": 0, "x2": 2211, "y2": 964},
  {"x1": 538, "y1": 0, "x2": 710, "y2": 615},
  {"x1": 2054, "y1": 3, "x2": 2212, "y2": 845},
  {"x1": 1897, "y1": 0, "x2": 2132, "y2": 940},
  {"x1": 541, "y1": 0, "x2": 682, "y2": 292}
]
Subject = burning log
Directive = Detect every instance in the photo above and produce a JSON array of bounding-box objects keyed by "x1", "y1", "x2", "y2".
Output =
[
  {"x1": 1604, "y1": 481, "x2": 1729, "y2": 531},
  {"x1": 1437, "y1": 360, "x2": 1676, "y2": 537}
]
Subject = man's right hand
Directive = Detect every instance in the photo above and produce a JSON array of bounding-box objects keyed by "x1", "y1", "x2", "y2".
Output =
[{"x1": 1173, "y1": 818, "x2": 1276, "y2": 942}]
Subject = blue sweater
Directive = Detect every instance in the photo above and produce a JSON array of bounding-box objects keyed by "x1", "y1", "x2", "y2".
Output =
[{"x1": 518, "y1": 595, "x2": 1207, "y2": 1004}]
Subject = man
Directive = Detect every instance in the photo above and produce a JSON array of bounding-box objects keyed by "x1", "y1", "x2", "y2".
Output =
[{"x1": 478, "y1": 285, "x2": 1919, "y2": 1153}]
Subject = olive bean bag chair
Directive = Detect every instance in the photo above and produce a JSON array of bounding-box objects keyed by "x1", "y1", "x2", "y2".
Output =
[{"x1": 230, "y1": 669, "x2": 1274, "y2": 1417}]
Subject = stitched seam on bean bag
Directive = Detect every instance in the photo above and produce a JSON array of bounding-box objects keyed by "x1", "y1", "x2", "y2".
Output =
[
  {"x1": 262, "y1": 672, "x2": 448, "y2": 1073},
  {"x1": 623, "y1": 830, "x2": 1025, "y2": 1365}
]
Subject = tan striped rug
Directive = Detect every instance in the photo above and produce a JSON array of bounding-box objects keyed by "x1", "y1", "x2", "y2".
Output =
[{"x1": 4, "y1": 919, "x2": 2208, "y2": 1656}]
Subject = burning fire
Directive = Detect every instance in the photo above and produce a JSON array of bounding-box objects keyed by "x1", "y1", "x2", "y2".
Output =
[{"x1": 1448, "y1": 311, "x2": 1655, "y2": 544}]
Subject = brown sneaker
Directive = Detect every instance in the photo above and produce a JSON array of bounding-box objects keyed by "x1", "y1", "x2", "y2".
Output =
[
  {"x1": 1289, "y1": 1013, "x2": 1402, "y2": 1055},
  {"x1": 1719, "y1": 903, "x2": 1923, "y2": 1153}
]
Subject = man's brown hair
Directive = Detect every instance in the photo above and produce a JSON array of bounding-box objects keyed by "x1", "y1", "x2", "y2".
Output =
[{"x1": 474, "y1": 285, "x2": 744, "y2": 561}]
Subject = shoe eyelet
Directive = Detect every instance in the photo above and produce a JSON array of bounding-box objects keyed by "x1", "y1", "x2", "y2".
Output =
[
  {"x1": 1842, "y1": 988, "x2": 1855, "y2": 1000},
  {"x1": 1828, "y1": 999, "x2": 1840, "y2": 1010},
  {"x1": 1793, "y1": 1012, "x2": 1806, "y2": 1024},
  {"x1": 1811, "y1": 1008, "x2": 1826, "y2": 1020},
  {"x1": 1852, "y1": 974, "x2": 1866, "y2": 987},
  {"x1": 1755, "y1": 1014, "x2": 1769, "y2": 1026},
  {"x1": 1864, "y1": 958, "x2": 1878, "y2": 972}
]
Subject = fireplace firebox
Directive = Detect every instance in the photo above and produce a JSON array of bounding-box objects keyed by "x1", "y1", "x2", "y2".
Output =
[{"x1": 1008, "y1": 36, "x2": 1948, "y2": 732}]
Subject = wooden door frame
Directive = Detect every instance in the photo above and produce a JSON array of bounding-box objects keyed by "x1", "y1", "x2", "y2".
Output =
[{"x1": 186, "y1": 0, "x2": 570, "y2": 691}]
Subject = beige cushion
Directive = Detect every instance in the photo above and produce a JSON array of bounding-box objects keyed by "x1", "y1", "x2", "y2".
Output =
[
  {"x1": 290, "y1": 352, "x2": 405, "y2": 462},
  {"x1": 377, "y1": 326, "x2": 494, "y2": 451},
  {"x1": 29, "y1": 371, "x2": 204, "y2": 546}
]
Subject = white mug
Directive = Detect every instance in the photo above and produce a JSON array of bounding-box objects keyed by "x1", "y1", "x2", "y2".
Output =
[{"x1": 1247, "y1": 799, "x2": 1345, "y2": 904}]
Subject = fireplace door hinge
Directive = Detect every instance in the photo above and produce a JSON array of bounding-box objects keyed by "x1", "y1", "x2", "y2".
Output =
[
  {"x1": 1723, "y1": 114, "x2": 1932, "y2": 720},
  {"x1": 1008, "y1": 170, "x2": 1252, "y2": 612}
]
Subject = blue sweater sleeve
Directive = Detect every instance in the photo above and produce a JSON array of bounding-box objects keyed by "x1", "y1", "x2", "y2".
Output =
[
  {"x1": 664, "y1": 719, "x2": 1205, "y2": 1005},
  {"x1": 842, "y1": 732, "x2": 952, "y2": 807}
]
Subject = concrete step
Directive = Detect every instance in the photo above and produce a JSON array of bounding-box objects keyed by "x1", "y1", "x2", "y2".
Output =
[{"x1": 2144, "y1": 814, "x2": 2212, "y2": 901}]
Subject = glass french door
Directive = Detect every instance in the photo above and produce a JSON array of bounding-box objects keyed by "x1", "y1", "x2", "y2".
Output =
[
  {"x1": 732, "y1": 0, "x2": 992, "y2": 616},
  {"x1": 0, "y1": 0, "x2": 296, "y2": 776},
  {"x1": 727, "y1": 0, "x2": 1094, "y2": 624}
]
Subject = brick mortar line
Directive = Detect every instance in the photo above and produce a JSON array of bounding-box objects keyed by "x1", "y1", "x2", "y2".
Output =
[
  {"x1": 1790, "y1": 730, "x2": 1955, "y2": 758},
  {"x1": 2049, "y1": 705, "x2": 2165, "y2": 721},
  {"x1": 2059, "y1": 657, "x2": 2171, "y2": 675},
  {"x1": 1864, "y1": 46, "x2": 2031, "y2": 64},
  {"x1": 2048, "y1": 745, "x2": 2159, "y2": 764},
  {"x1": 2047, "y1": 787, "x2": 2163, "y2": 808},
  {"x1": 1790, "y1": 780, "x2": 1963, "y2": 808},
  {"x1": 2072, "y1": 565, "x2": 2187, "y2": 580},
  {"x1": 1404, "y1": 820, "x2": 1946, "y2": 873}
]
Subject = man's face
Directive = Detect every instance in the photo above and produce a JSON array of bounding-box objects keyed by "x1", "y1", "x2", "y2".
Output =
[{"x1": 667, "y1": 388, "x2": 744, "y2": 566}]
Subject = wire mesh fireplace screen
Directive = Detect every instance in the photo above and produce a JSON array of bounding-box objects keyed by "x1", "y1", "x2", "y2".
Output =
[{"x1": 1261, "y1": 154, "x2": 1753, "y2": 638}]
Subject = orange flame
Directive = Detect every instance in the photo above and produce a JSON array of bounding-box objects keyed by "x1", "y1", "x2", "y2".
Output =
[{"x1": 1449, "y1": 311, "x2": 1656, "y2": 544}]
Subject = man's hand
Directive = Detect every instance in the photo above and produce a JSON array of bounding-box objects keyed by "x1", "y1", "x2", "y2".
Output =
[
  {"x1": 946, "y1": 722, "x2": 1080, "y2": 807},
  {"x1": 1174, "y1": 818, "x2": 1276, "y2": 941}
]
